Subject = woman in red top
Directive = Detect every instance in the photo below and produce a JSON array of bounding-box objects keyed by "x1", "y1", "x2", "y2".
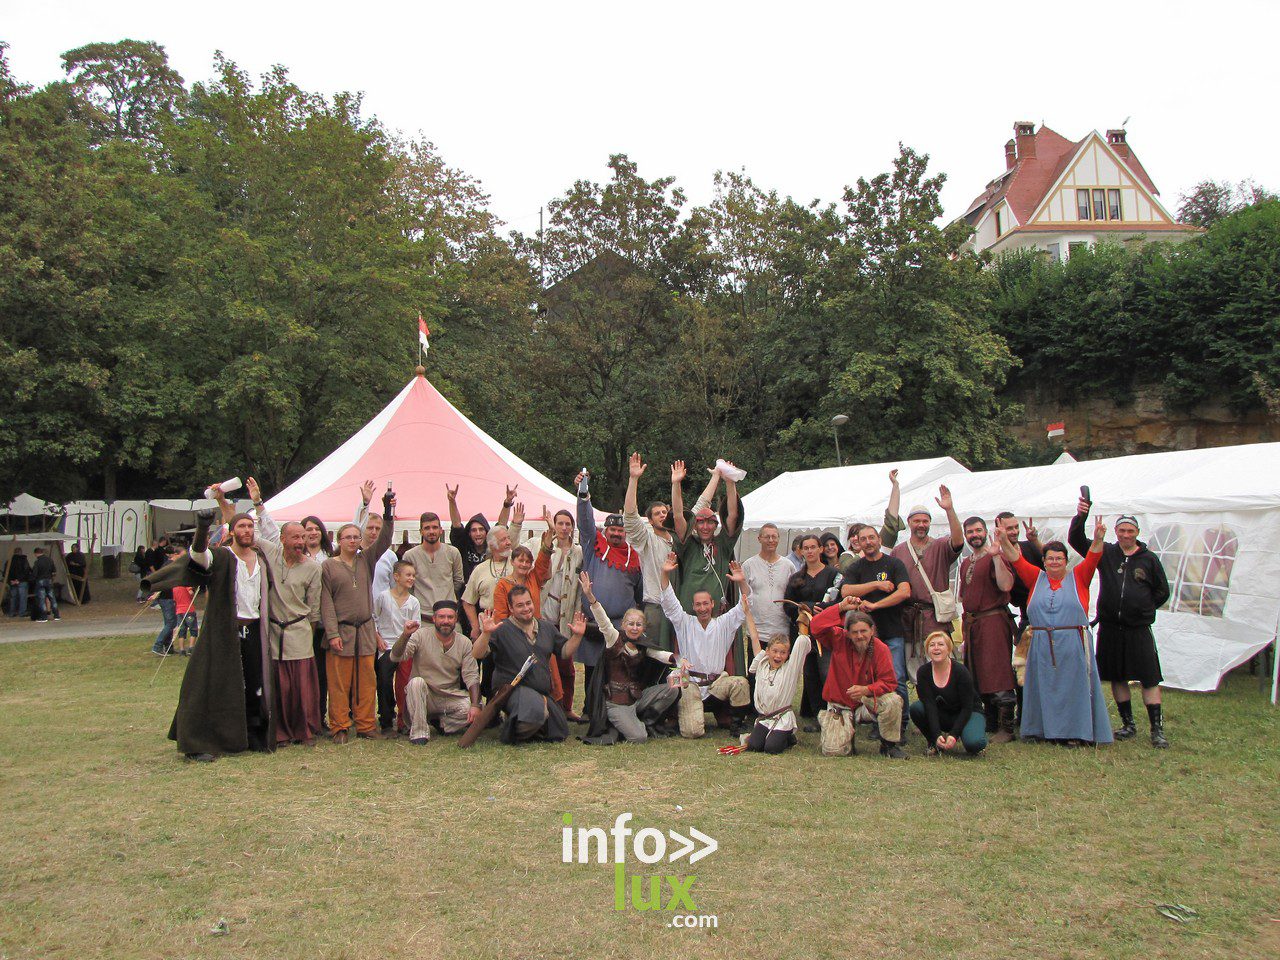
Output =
[{"x1": 996, "y1": 518, "x2": 1113, "y2": 745}]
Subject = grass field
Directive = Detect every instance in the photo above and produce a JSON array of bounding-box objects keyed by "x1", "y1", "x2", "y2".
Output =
[{"x1": 1, "y1": 636, "x2": 1276, "y2": 960}]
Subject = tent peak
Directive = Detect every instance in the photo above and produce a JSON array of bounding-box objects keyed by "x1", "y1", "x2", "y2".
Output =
[{"x1": 414, "y1": 365, "x2": 426, "y2": 378}]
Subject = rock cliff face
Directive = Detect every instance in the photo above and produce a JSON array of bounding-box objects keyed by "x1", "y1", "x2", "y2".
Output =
[{"x1": 1006, "y1": 385, "x2": 1276, "y2": 457}]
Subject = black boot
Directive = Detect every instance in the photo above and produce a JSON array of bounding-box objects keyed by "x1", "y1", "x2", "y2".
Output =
[
  {"x1": 991, "y1": 698, "x2": 1017, "y2": 744},
  {"x1": 1114, "y1": 699, "x2": 1137, "y2": 740},
  {"x1": 1147, "y1": 703, "x2": 1168, "y2": 749}
]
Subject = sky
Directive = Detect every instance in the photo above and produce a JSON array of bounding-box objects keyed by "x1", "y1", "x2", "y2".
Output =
[{"x1": 4, "y1": 1, "x2": 1278, "y2": 234}]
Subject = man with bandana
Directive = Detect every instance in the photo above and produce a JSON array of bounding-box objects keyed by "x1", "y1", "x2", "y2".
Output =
[
  {"x1": 1068, "y1": 498, "x2": 1171, "y2": 748},
  {"x1": 671, "y1": 460, "x2": 745, "y2": 672}
]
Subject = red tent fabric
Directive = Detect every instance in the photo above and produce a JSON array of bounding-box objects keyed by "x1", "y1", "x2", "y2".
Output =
[{"x1": 265, "y1": 372, "x2": 579, "y2": 525}]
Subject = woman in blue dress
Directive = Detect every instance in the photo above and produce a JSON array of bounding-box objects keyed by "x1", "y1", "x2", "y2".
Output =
[{"x1": 996, "y1": 515, "x2": 1113, "y2": 746}]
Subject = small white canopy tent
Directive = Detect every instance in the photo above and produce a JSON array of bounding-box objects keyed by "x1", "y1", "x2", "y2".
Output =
[
  {"x1": 148, "y1": 499, "x2": 253, "y2": 542},
  {"x1": 0, "y1": 532, "x2": 81, "y2": 607}
]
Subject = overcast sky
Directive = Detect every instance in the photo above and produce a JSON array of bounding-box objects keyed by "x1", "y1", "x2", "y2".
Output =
[{"x1": 5, "y1": 1, "x2": 1277, "y2": 233}]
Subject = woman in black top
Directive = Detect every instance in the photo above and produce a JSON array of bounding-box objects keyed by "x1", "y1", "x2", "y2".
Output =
[
  {"x1": 784, "y1": 535, "x2": 839, "y2": 727},
  {"x1": 819, "y1": 532, "x2": 843, "y2": 568},
  {"x1": 909, "y1": 630, "x2": 987, "y2": 755}
]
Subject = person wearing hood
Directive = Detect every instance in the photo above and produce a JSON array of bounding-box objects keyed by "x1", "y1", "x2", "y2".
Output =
[
  {"x1": 447, "y1": 482, "x2": 518, "y2": 584},
  {"x1": 1068, "y1": 498, "x2": 1171, "y2": 748},
  {"x1": 575, "y1": 470, "x2": 643, "y2": 694}
]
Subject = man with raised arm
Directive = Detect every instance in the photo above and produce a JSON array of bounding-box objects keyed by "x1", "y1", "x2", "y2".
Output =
[
  {"x1": 958, "y1": 517, "x2": 1018, "y2": 744},
  {"x1": 659, "y1": 552, "x2": 752, "y2": 736},
  {"x1": 392, "y1": 600, "x2": 481, "y2": 745},
  {"x1": 1068, "y1": 497, "x2": 1171, "y2": 748},
  {"x1": 622, "y1": 452, "x2": 679, "y2": 654},
  {"x1": 321, "y1": 486, "x2": 395, "y2": 743},
  {"x1": 471, "y1": 588, "x2": 586, "y2": 744},
  {"x1": 890, "y1": 485, "x2": 965, "y2": 671},
  {"x1": 575, "y1": 469, "x2": 643, "y2": 690}
]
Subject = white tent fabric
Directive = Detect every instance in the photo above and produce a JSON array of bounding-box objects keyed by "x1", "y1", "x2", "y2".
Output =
[
  {"x1": 741, "y1": 444, "x2": 1280, "y2": 692},
  {"x1": 1, "y1": 532, "x2": 80, "y2": 606},
  {"x1": 2, "y1": 493, "x2": 56, "y2": 517},
  {"x1": 149, "y1": 499, "x2": 253, "y2": 540},
  {"x1": 740, "y1": 457, "x2": 969, "y2": 529}
]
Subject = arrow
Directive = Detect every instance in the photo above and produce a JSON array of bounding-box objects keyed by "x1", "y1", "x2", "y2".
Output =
[
  {"x1": 667, "y1": 830, "x2": 695, "y2": 863},
  {"x1": 688, "y1": 827, "x2": 718, "y2": 865}
]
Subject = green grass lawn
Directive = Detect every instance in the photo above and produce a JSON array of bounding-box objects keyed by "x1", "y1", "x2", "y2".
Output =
[{"x1": 1, "y1": 636, "x2": 1276, "y2": 960}]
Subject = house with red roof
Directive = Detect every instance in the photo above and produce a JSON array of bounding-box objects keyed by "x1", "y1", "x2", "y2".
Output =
[{"x1": 958, "y1": 121, "x2": 1199, "y2": 260}]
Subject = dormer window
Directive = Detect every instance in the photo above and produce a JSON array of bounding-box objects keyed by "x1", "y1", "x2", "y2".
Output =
[{"x1": 1076, "y1": 188, "x2": 1124, "y2": 221}]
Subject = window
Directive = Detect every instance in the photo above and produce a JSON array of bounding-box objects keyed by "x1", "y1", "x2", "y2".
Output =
[
  {"x1": 1046, "y1": 242, "x2": 1061, "y2": 262},
  {"x1": 1092, "y1": 190, "x2": 1106, "y2": 222},
  {"x1": 994, "y1": 210, "x2": 1003, "y2": 236},
  {"x1": 1077, "y1": 189, "x2": 1091, "y2": 220},
  {"x1": 1108, "y1": 188, "x2": 1122, "y2": 221}
]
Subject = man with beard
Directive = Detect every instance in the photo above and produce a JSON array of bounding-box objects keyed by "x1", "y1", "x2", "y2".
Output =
[
  {"x1": 541, "y1": 507, "x2": 583, "y2": 719},
  {"x1": 461, "y1": 506, "x2": 525, "y2": 641},
  {"x1": 623, "y1": 452, "x2": 679, "y2": 655},
  {"x1": 149, "y1": 479, "x2": 280, "y2": 760},
  {"x1": 392, "y1": 600, "x2": 482, "y2": 744},
  {"x1": 994, "y1": 512, "x2": 1044, "y2": 629},
  {"x1": 575, "y1": 470, "x2": 643, "y2": 690},
  {"x1": 266, "y1": 519, "x2": 324, "y2": 747},
  {"x1": 671, "y1": 460, "x2": 745, "y2": 673},
  {"x1": 321, "y1": 487, "x2": 395, "y2": 743},
  {"x1": 958, "y1": 517, "x2": 1018, "y2": 743},
  {"x1": 841, "y1": 523, "x2": 912, "y2": 738},
  {"x1": 471, "y1": 587, "x2": 587, "y2": 744},
  {"x1": 447, "y1": 482, "x2": 519, "y2": 588},
  {"x1": 1068, "y1": 500, "x2": 1171, "y2": 748},
  {"x1": 889, "y1": 486, "x2": 964, "y2": 671}
]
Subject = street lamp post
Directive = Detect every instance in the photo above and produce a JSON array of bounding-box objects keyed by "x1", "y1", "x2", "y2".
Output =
[{"x1": 831, "y1": 414, "x2": 849, "y2": 467}]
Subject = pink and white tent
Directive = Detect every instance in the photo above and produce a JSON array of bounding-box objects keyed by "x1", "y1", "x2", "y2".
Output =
[{"x1": 265, "y1": 371, "x2": 579, "y2": 525}]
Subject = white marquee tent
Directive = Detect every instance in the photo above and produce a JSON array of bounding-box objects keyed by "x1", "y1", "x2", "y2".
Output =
[{"x1": 740, "y1": 444, "x2": 1280, "y2": 694}]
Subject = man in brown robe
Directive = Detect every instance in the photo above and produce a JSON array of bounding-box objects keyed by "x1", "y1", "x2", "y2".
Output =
[
  {"x1": 321, "y1": 487, "x2": 395, "y2": 743},
  {"x1": 890, "y1": 485, "x2": 964, "y2": 672},
  {"x1": 959, "y1": 517, "x2": 1018, "y2": 743}
]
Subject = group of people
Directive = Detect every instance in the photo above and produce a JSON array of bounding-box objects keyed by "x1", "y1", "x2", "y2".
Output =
[
  {"x1": 149, "y1": 457, "x2": 1172, "y2": 762},
  {"x1": 4, "y1": 546, "x2": 63, "y2": 621}
]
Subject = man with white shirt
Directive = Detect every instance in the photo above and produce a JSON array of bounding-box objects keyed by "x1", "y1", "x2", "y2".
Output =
[
  {"x1": 741, "y1": 523, "x2": 791, "y2": 643},
  {"x1": 659, "y1": 552, "x2": 751, "y2": 736},
  {"x1": 149, "y1": 478, "x2": 284, "y2": 761}
]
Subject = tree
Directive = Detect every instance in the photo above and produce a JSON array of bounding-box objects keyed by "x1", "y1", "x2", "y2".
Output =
[
  {"x1": 61, "y1": 39, "x2": 184, "y2": 141},
  {"x1": 1178, "y1": 178, "x2": 1276, "y2": 227}
]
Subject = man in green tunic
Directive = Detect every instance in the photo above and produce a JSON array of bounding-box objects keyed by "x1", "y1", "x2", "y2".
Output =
[{"x1": 671, "y1": 460, "x2": 745, "y2": 672}]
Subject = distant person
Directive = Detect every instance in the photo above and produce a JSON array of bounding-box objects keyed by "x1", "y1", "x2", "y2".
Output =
[
  {"x1": 173, "y1": 584, "x2": 199, "y2": 656},
  {"x1": 65, "y1": 543, "x2": 90, "y2": 604},
  {"x1": 150, "y1": 544, "x2": 185, "y2": 652},
  {"x1": 1069, "y1": 500, "x2": 1171, "y2": 748},
  {"x1": 7, "y1": 547, "x2": 31, "y2": 617},
  {"x1": 31, "y1": 547, "x2": 59, "y2": 622}
]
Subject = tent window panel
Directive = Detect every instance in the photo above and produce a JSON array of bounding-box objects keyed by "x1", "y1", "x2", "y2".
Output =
[
  {"x1": 1108, "y1": 188, "x2": 1122, "y2": 221},
  {"x1": 1092, "y1": 189, "x2": 1107, "y2": 221},
  {"x1": 1076, "y1": 189, "x2": 1091, "y2": 220}
]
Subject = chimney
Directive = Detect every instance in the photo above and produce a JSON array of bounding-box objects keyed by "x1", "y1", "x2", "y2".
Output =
[
  {"x1": 1004, "y1": 138, "x2": 1017, "y2": 170},
  {"x1": 1107, "y1": 128, "x2": 1130, "y2": 162},
  {"x1": 1014, "y1": 120, "x2": 1036, "y2": 160}
]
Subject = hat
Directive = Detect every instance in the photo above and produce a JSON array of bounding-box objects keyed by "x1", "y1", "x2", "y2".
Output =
[
  {"x1": 907, "y1": 505, "x2": 932, "y2": 520},
  {"x1": 694, "y1": 507, "x2": 717, "y2": 521},
  {"x1": 1115, "y1": 515, "x2": 1140, "y2": 531},
  {"x1": 432, "y1": 599, "x2": 459, "y2": 613},
  {"x1": 604, "y1": 514, "x2": 625, "y2": 528}
]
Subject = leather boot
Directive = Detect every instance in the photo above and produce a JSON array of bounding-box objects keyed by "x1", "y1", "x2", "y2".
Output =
[
  {"x1": 990, "y1": 700, "x2": 1016, "y2": 744},
  {"x1": 1150, "y1": 721, "x2": 1169, "y2": 749},
  {"x1": 983, "y1": 697, "x2": 999, "y2": 733}
]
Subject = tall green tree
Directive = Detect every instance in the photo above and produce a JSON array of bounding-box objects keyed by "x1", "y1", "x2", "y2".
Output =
[{"x1": 60, "y1": 39, "x2": 185, "y2": 142}]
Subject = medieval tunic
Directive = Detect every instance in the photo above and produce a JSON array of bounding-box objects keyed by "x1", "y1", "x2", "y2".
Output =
[
  {"x1": 958, "y1": 551, "x2": 1018, "y2": 695},
  {"x1": 579, "y1": 599, "x2": 678, "y2": 743},
  {"x1": 749, "y1": 634, "x2": 811, "y2": 734},
  {"x1": 575, "y1": 495, "x2": 643, "y2": 669},
  {"x1": 623, "y1": 508, "x2": 678, "y2": 652},
  {"x1": 487, "y1": 617, "x2": 573, "y2": 744},
  {"x1": 268, "y1": 557, "x2": 324, "y2": 744},
  {"x1": 1013, "y1": 552, "x2": 1113, "y2": 744},
  {"x1": 392, "y1": 629, "x2": 480, "y2": 737},
  {"x1": 320, "y1": 512, "x2": 393, "y2": 735},
  {"x1": 149, "y1": 539, "x2": 278, "y2": 757},
  {"x1": 402, "y1": 541, "x2": 465, "y2": 610},
  {"x1": 541, "y1": 539, "x2": 583, "y2": 716},
  {"x1": 891, "y1": 534, "x2": 960, "y2": 642}
]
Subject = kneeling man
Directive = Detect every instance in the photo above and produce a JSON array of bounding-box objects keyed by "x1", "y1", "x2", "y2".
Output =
[
  {"x1": 391, "y1": 600, "x2": 482, "y2": 745},
  {"x1": 471, "y1": 586, "x2": 586, "y2": 744}
]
